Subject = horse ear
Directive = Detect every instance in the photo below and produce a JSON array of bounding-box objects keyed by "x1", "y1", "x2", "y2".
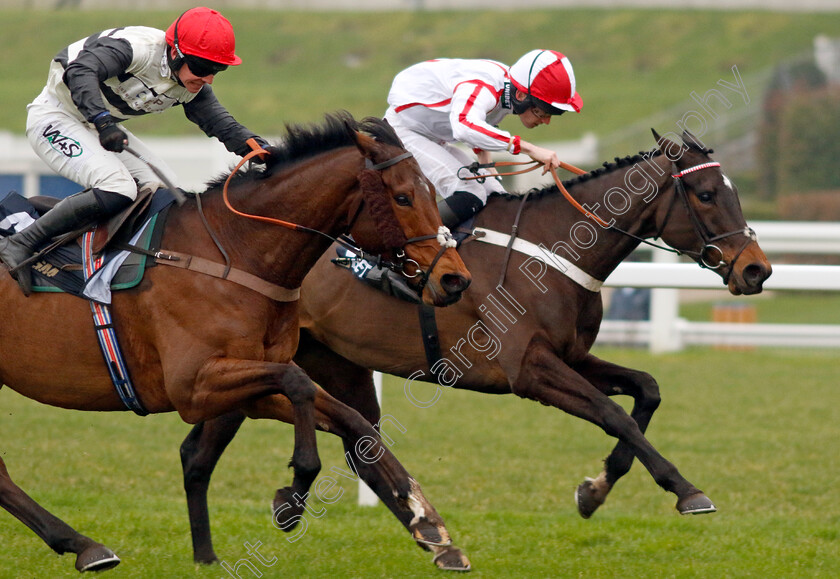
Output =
[
  {"x1": 681, "y1": 129, "x2": 708, "y2": 152},
  {"x1": 351, "y1": 128, "x2": 377, "y2": 161},
  {"x1": 652, "y1": 128, "x2": 686, "y2": 162}
]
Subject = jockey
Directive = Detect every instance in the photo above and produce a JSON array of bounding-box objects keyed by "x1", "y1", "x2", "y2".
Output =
[
  {"x1": 384, "y1": 49, "x2": 582, "y2": 228},
  {"x1": 0, "y1": 7, "x2": 267, "y2": 296}
]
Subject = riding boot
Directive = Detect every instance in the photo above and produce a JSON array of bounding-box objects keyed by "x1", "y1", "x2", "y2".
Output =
[
  {"x1": 0, "y1": 188, "x2": 131, "y2": 296},
  {"x1": 437, "y1": 191, "x2": 484, "y2": 230}
]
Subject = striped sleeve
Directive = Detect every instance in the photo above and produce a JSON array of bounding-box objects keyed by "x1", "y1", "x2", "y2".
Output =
[{"x1": 449, "y1": 81, "x2": 513, "y2": 152}]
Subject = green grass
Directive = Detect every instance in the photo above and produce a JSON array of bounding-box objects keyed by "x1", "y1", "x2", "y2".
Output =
[
  {"x1": 680, "y1": 291, "x2": 840, "y2": 323},
  {"x1": 1, "y1": 346, "x2": 838, "y2": 578},
  {"x1": 1, "y1": 9, "x2": 839, "y2": 149}
]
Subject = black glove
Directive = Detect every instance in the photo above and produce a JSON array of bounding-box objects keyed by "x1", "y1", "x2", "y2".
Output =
[
  {"x1": 240, "y1": 136, "x2": 270, "y2": 163},
  {"x1": 93, "y1": 113, "x2": 128, "y2": 153}
]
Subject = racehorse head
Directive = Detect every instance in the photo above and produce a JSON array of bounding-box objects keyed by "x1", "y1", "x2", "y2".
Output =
[
  {"x1": 345, "y1": 117, "x2": 471, "y2": 305},
  {"x1": 220, "y1": 112, "x2": 470, "y2": 306},
  {"x1": 652, "y1": 129, "x2": 772, "y2": 295}
]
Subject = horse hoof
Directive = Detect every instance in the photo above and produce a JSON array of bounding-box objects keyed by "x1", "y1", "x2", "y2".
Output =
[
  {"x1": 75, "y1": 544, "x2": 120, "y2": 572},
  {"x1": 432, "y1": 546, "x2": 471, "y2": 572},
  {"x1": 677, "y1": 493, "x2": 717, "y2": 515},
  {"x1": 272, "y1": 487, "x2": 305, "y2": 532},
  {"x1": 412, "y1": 517, "x2": 451, "y2": 548},
  {"x1": 575, "y1": 478, "x2": 606, "y2": 519},
  {"x1": 193, "y1": 552, "x2": 219, "y2": 565}
]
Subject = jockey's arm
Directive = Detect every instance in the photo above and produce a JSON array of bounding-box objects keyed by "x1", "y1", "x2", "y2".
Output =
[
  {"x1": 183, "y1": 86, "x2": 264, "y2": 157},
  {"x1": 518, "y1": 139, "x2": 561, "y2": 174},
  {"x1": 62, "y1": 37, "x2": 133, "y2": 122}
]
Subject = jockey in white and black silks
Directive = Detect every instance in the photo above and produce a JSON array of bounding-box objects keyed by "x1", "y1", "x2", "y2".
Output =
[
  {"x1": 384, "y1": 49, "x2": 583, "y2": 228},
  {"x1": 0, "y1": 7, "x2": 268, "y2": 296}
]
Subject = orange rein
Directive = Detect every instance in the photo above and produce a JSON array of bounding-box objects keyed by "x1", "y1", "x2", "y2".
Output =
[
  {"x1": 222, "y1": 140, "x2": 307, "y2": 231},
  {"x1": 462, "y1": 159, "x2": 611, "y2": 229}
]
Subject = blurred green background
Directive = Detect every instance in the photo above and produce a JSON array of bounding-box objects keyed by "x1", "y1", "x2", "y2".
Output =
[{"x1": 3, "y1": 9, "x2": 840, "y2": 216}]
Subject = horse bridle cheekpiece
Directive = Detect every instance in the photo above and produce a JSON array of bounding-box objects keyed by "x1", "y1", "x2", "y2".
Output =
[
  {"x1": 668, "y1": 161, "x2": 756, "y2": 273},
  {"x1": 356, "y1": 151, "x2": 457, "y2": 293}
]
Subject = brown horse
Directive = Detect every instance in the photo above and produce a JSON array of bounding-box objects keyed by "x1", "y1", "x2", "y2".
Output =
[
  {"x1": 179, "y1": 130, "x2": 773, "y2": 567},
  {"x1": 0, "y1": 112, "x2": 473, "y2": 572}
]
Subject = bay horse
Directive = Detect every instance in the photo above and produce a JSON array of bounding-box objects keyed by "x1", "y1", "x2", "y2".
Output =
[
  {"x1": 179, "y1": 130, "x2": 772, "y2": 567},
  {"x1": 0, "y1": 112, "x2": 473, "y2": 572}
]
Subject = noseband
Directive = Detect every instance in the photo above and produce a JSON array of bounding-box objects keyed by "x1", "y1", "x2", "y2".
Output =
[
  {"x1": 654, "y1": 162, "x2": 756, "y2": 279},
  {"x1": 342, "y1": 151, "x2": 457, "y2": 293},
  {"x1": 223, "y1": 146, "x2": 456, "y2": 296}
]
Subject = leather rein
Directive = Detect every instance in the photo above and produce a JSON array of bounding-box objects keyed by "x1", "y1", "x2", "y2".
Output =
[
  {"x1": 461, "y1": 158, "x2": 756, "y2": 281},
  {"x1": 210, "y1": 144, "x2": 455, "y2": 299}
]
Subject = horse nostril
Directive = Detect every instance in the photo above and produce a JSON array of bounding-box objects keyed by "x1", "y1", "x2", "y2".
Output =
[
  {"x1": 743, "y1": 263, "x2": 767, "y2": 286},
  {"x1": 441, "y1": 273, "x2": 470, "y2": 295}
]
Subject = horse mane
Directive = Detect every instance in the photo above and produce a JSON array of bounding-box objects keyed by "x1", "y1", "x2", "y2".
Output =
[
  {"x1": 204, "y1": 111, "x2": 402, "y2": 191},
  {"x1": 490, "y1": 140, "x2": 711, "y2": 203}
]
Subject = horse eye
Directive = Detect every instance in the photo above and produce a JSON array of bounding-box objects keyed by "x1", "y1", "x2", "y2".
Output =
[
  {"x1": 697, "y1": 191, "x2": 714, "y2": 204},
  {"x1": 395, "y1": 194, "x2": 413, "y2": 207}
]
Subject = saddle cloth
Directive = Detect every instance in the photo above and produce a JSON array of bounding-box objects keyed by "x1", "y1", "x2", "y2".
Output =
[{"x1": 0, "y1": 190, "x2": 174, "y2": 304}]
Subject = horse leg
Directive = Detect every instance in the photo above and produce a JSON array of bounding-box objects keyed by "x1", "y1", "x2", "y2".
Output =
[
  {"x1": 244, "y1": 388, "x2": 470, "y2": 571},
  {"x1": 570, "y1": 353, "x2": 675, "y2": 518},
  {"x1": 184, "y1": 359, "x2": 323, "y2": 534},
  {"x1": 513, "y1": 334, "x2": 715, "y2": 515},
  {"x1": 295, "y1": 336, "x2": 469, "y2": 569},
  {"x1": 180, "y1": 411, "x2": 247, "y2": 564},
  {"x1": 0, "y1": 456, "x2": 120, "y2": 572}
]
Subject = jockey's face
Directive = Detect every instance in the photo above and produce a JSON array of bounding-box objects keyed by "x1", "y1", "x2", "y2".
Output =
[
  {"x1": 520, "y1": 106, "x2": 552, "y2": 128},
  {"x1": 515, "y1": 90, "x2": 551, "y2": 128},
  {"x1": 172, "y1": 49, "x2": 216, "y2": 93}
]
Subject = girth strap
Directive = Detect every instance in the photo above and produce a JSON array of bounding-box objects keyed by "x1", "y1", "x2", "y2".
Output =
[
  {"x1": 417, "y1": 304, "x2": 443, "y2": 371},
  {"x1": 154, "y1": 249, "x2": 300, "y2": 302}
]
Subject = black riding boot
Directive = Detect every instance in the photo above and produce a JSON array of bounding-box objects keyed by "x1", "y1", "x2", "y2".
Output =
[
  {"x1": 0, "y1": 188, "x2": 131, "y2": 296},
  {"x1": 437, "y1": 191, "x2": 484, "y2": 230}
]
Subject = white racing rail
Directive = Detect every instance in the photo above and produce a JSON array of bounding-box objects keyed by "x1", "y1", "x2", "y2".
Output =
[{"x1": 600, "y1": 221, "x2": 840, "y2": 351}]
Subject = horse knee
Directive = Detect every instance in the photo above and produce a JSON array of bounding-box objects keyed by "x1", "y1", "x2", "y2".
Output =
[
  {"x1": 635, "y1": 372, "x2": 662, "y2": 412},
  {"x1": 283, "y1": 367, "x2": 317, "y2": 405}
]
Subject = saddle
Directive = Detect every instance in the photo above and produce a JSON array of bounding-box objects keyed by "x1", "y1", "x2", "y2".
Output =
[{"x1": 0, "y1": 189, "x2": 177, "y2": 300}]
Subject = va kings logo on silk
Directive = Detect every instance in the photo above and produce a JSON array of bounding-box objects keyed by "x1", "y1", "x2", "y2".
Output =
[{"x1": 42, "y1": 124, "x2": 83, "y2": 158}]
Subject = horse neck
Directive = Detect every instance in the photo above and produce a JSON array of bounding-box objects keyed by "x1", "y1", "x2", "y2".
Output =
[
  {"x1": 213, "y1": 149, "x2": 361, "y2": 289},
  {"x1": 487, "y1": 152, "x2": 674, "y2": 283}
]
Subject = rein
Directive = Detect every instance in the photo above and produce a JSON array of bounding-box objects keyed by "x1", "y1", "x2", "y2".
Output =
[
  {"x1": 463, "y1": 156, "x2": 756, "y2": 282},
  {"x1": 220, "y1": 144, "x2": 455, "y2": 296}
]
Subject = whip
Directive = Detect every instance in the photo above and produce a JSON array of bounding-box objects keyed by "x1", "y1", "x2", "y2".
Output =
[{"x1": 124, "y1": 145, "x2": 187, "y2": 206}]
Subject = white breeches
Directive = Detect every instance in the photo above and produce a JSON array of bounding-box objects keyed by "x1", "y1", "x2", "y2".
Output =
[
  {"x1": 385, "y1": 107, "x2": 505, "y2": 204},
  {"x1": 26, "y1": 89, "x2": 179, "y2": 200}
]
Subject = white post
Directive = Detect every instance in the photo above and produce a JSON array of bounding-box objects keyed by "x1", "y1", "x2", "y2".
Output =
[
  {"x1": 357, "y1": 371, "x2": 383, "y2": 506},
  {"x1": 649, "y1": 251, "x2": 682, "y2": 353}
]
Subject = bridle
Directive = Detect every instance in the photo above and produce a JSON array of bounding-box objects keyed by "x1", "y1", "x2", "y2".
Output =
[
  {"x1": 653, "y1": 161, "x2": 757, "y2": 278},
  {"x1": 345, "y1": 152, "x2": 457, "y2": 294},
  {"x1": 223, "y1": 145, "x2": 456, "y2": 294},
  {"x1": 461, "y1": 157, "x2": 757, "y2": 282}
]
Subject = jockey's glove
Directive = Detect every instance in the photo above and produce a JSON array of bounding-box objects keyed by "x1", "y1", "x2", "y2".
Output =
[
  {"x1": 93, "y1": 113, "x2": 128, "y2": 153},
  {"x1": 240, "y1": 136, "x2": 270, "y2": 163}
]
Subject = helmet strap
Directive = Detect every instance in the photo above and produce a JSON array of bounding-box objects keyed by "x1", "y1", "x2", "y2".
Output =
[
  {"x1": 510, "y1": 88, "x2": 532, "y2": 115},
  {"x1": 166, "y1": 48, "x2": 186, "y2": 86},
  {"x1": 166, "y1": 10, "x2": 190, "y2": 85},
  {"x1": 172, "y1": 10, "x2": 187, "y2": 59}
]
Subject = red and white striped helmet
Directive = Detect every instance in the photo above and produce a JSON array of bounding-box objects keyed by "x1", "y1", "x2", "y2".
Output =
[{"x1": 509, "y1": 49, "x2": 582, "y2": 113}]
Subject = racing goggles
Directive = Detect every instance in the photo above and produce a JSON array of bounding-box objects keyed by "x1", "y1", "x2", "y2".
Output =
[{"x1": 184, "y1": 55, "x2": 229, "y2": 78}]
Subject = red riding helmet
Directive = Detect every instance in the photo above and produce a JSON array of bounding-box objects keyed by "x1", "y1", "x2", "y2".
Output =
[
  {"x1": 165, "y1": 7, "x2": 242, "y2": 66},
  {"x1": 509, "y1": 49, "x2": 582, "y2": 114}
]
